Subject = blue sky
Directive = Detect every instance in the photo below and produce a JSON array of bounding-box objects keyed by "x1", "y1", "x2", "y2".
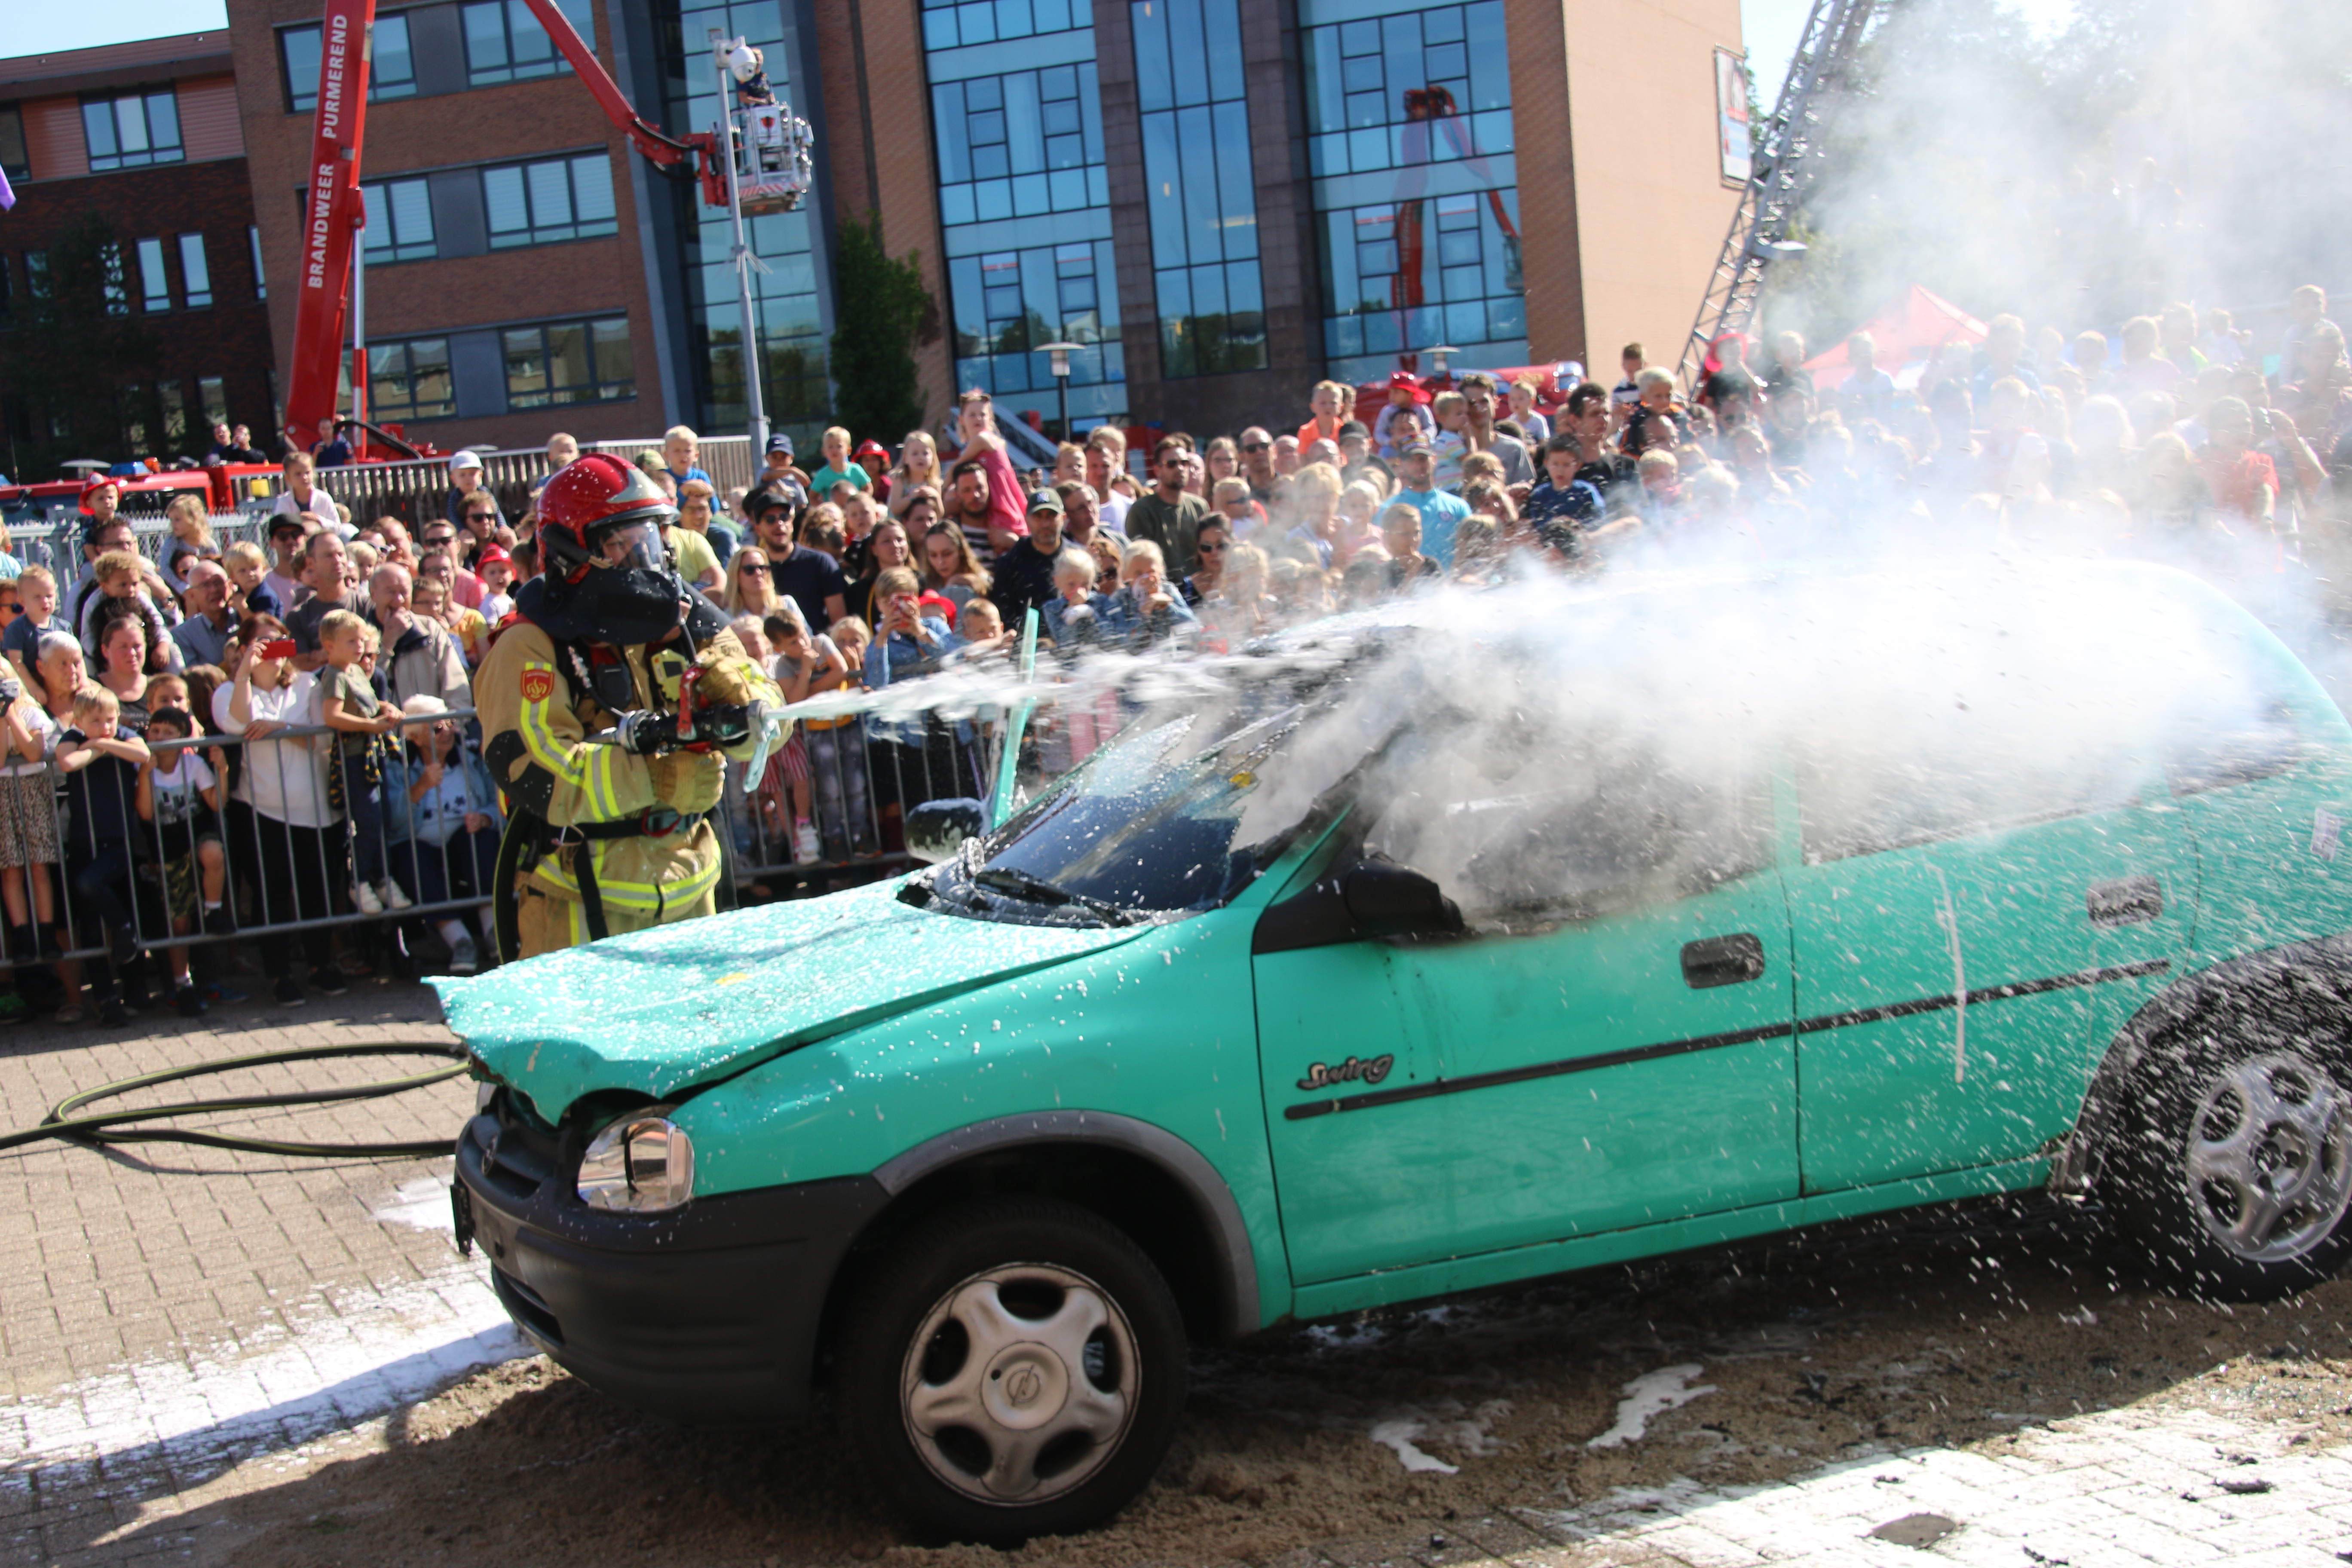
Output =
[{"x1": 9, "y1": 0, "x2": 2078, "y2": 121}]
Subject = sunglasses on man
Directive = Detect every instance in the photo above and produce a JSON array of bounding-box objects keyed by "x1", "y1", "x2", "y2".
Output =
[
  {"x1": 423, "y1": 532, "x2": 456, "y2": 546},
  {"x1": 467, "y1": 511, "x2": 498, "y2": 523}
]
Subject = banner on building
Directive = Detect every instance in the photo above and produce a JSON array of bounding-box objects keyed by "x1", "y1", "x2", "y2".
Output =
[{"x1": 1715, "y1": 48, "x2": 1752, "y2": 187}]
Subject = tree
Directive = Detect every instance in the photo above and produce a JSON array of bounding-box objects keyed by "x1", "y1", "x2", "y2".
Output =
[
  {"x1": 0, "y1": 213, "x2": 158, "y2": 478},
  {"x1": 827, "y1": 212, "x2": 937, "y2": 445}
]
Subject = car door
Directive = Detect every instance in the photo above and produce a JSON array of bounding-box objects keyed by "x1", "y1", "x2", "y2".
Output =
[
  {"x1": 1786, "y1": 702, "x2": 2192, "y2": 1194},
  {"x1": 1253, "y1": 741, "x2": 1798, "y2": 1287}
]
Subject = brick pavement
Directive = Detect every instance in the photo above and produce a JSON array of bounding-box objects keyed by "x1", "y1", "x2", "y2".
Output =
[{"x1": 7, "y1": 980, "x2": 2352, "y2": 1567}]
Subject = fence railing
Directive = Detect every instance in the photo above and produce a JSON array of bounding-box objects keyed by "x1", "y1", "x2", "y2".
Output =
[
  {"x1": 0, "y1": 697, "x2": 1034, "y2": 986},
  {"x1": 323, "y1": 437, "x2": 757, "y2": 528}
]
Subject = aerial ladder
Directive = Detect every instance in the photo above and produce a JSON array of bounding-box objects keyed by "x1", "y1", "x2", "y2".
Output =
[
  {"x1": 281, "y1": 0, "x2": 812, "y2": 454},
  {"x1": 1676, "y1": 0, "x2": 1886, "y2": 392}
]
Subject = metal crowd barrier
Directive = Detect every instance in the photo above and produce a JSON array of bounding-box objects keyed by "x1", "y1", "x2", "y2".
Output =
[
  {"x1": 4, "y1": 513, "x2": 278, "y2": 598},
  {"x1": 322, "y1": 437, "x2": 756, "y2": 527},
  {"x1": 0, "y1": 690, "x2": 1068, "y2": 982}
]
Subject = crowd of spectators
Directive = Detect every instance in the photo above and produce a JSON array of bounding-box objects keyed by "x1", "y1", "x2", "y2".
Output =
[{"x1": 1, "y1": 282, "x2": 2345, "y2": 1029}]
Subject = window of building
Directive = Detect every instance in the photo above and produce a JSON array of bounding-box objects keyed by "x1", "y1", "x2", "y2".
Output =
[
  {"x1": 135, "y1": 237, "x2": 170, "y2": 312},
  {"x1": 933, "y1": 64, "x2": 1106, "y2": 227},
  {"x1": 82, "y1": 89, "x2": 183, "y2": 172},
  {"x1": 948, "y1": 241, "x2": 1119, "y2": 399},
  {"x1": 462, "y1": 0, "x2": 594, "y2": 87},
  {"x1": 368, "y1": 337, "x2": 456, "y2": 422},
  {"x1": 362, "y1": 178, "x2": 437, "y2": 262},
  {"x1": 24, "y1": 251, "x2": 49, "y2": 300},
  {"x1": 920, "y1": 0, "x2": 1087, "y2": 51},
  {"x1": 281, "y1": 14, "x2": 419, "y2": 114},
  {"x1": 504, "y1": 317, "x2": 632, "y2": 407},
  {"x1": 1132, "y1": 0, "x2": 1265, "y2": 377},
  {"x1": 1300, "y1": 0, "x2": 1522, "y2": 380},
  {"x1": 249, "y1": 226, "x2": 266, "y2": 299},
  {"x1": 482, "y1": 153, "x2": 616, "y2": 248},
  {"x1": 178, "y1": 234, "x2": 212, "y2": 309},
  {"x1": 0, "y1": 106, "x2": 28, "y2": 184},
  {"x1": 159, "y1": 382, "x2": 189, "y2": 450},
  {"x1": 199, "y1": 377, "x2": 229, "y2": 430},
  {"x1": 100, "y1": 243, "x2": 128, "y2": 315}
]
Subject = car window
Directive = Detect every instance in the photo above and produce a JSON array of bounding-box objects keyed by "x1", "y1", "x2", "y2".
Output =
[{"x1": 1359, "y1": 725, "x2": 1769, "y2": 925}]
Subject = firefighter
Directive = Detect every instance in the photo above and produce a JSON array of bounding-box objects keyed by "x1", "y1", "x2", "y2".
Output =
[{"x1": 475, "y1": 452, "x2": 781, "y2": 961}]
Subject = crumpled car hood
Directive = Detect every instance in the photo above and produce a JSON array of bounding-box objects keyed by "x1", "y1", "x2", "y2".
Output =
[{"x1": 432, "y1": 878, "x2": 1154, "y2": 1117}]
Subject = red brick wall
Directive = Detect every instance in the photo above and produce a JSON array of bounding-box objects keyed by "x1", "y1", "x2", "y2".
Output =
[{"x1": 0, "y1": 159, "x2": 279, "y2": 450}]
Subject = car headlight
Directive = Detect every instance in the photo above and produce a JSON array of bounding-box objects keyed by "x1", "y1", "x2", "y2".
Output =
[{"x1": 576, "y1": 1108, "x2": 695, "y2": 1213}]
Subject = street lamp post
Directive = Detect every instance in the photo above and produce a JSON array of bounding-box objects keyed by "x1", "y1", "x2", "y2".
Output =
[
  {"x1": 1428, "y1": 344, "x2": 1461, "y2": 387},
  {"x1": 1039, "y1": 342, "x2": 1081, "y2": 442}
]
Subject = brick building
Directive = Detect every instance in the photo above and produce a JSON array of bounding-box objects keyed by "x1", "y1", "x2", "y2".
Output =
[
  {"x1": 0, "y1": 33, "x2": 278, "y2": 471},
  {"x1": 810, "y1": 0, "x2": 1746, "y2": 438}
]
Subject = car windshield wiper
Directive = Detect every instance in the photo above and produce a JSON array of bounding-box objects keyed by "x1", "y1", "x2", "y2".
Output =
[{"x1": 971, "y1": 866, "x2": 1139, "y2": 926}]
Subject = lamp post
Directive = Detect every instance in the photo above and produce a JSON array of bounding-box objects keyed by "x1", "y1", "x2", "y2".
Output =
[
  {"x1": 1039, "y1": 342, "x2": 1081, "y2": 442},
  {"x1": 1427, "y1": 344, "x2": 1460, "y2": 389}
]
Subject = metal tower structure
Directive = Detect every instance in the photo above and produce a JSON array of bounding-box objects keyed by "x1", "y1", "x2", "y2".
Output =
[{"x1": 1676, "y1": 0, "x2": 1886, "y2": 392}]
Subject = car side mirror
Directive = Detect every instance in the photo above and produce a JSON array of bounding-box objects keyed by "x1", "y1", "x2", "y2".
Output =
[
  {"x1": 905, "y1": 797, "x2": 986, "y2": 864},
  {"x1": 1341, "y1": 860, "x2": 1464, "y2": 939}
]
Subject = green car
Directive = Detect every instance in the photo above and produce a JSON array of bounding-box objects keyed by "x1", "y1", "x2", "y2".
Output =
[{"x1": 443, "y1": 562, "x2": 2352, "y2": 1542}]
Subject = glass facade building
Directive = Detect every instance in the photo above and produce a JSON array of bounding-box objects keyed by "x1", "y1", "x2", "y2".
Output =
[
  {"x1": 655, "y1": 0, "x2": 833, "y2": 445},
  {"x1": 1130, "y1": 0, "x2": 1264, "y2": 377},
  {"x1": 925, "y1": 0, "x2": 1125, "y2": 432},
  {"x1": 1300, "y1": 0, "x2": 1525, "y2": 381}
]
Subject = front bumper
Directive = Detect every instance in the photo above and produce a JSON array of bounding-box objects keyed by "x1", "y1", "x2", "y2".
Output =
[{"x1": 454, "y1": 1097, "x2": 888, "y2": 1425}]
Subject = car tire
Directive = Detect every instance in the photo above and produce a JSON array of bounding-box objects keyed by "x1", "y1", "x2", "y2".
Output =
[
  {"x1": 836, "y1": 1197, "x2": 1188, "y2": 1544},
  {"x1": 2115, "y1": 1027, "x2": 2352, "y2": 1302}
]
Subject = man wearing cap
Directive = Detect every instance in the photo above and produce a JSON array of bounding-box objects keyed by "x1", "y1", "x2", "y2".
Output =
[
  {"x1": 442, "y1": 452, "x2": 486, "y2": 524},
  {"x1": 1392, "y1": 440, "x2": 1473, "y2": 568},
  {"x1": 263, "y1": 514, "x2": 312, "y2": 615},
  {"x1": 755, "y1": 489, "x2": 848, "y2": 631},
  {"x1": 758, "y1": 432, "x2": 810, "y2": 507},
  {"x1": 989, "y1": 490, "x2": 1066, "y2": 627}
]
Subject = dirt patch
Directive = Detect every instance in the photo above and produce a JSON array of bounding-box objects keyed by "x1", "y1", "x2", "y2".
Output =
[{"x1": 72, "y1": 1197, "x2": 2352, "y2": 1567}]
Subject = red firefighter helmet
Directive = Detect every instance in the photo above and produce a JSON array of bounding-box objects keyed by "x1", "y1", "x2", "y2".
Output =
[{"x1": 535, "y1": 452, "x2": 676, "y2": 581}]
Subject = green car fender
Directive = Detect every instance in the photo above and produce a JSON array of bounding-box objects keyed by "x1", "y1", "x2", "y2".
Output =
[{"x1": 667, "y1": 859, "x2": 1331, "y2": 1339}]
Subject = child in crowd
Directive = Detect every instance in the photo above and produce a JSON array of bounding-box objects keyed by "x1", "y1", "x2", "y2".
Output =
[
  {"x1": 80, "y1": 549, "x2": 177, "y2": 669},
  {"x1": 1210, "y1": 477, "x2": 1262, "y2": 539},
  {"x1": 475, "y1": 546, "x2": 517, "y2": 623},
  {"x1": 1524, "y1": 432, "x2": 1601, "y2": 559},
  {"x1": 0, "y1": 665, "x2": 59, "y2": 996},
  {"x1": 138, "y1": 705, "x2": 228, "y2": 1014},
  {"x1": 3, "y1": 565, "x2": 67, "y2": 688},
  {"x1": 1430, "y1": 391, "x2": 1470, "y2": 488},
  {"x1": 1042, "y1": 548, "x2": 1107, "y2": 651},
  {"x1": 771, "y1": 603, "x2": 860, "y2": 861},
  {"x1": 317, "y1": 609, "x2": 410, "y2": 915},
  {"x1": 55, "y1": 684, "x2": 150, "y2": 1025},
  {"x1": 225, "y1": 542, "x2": 281, "y2": 619},
  {"x1": 1374, "y1": 372, "x2": 1434, "y2": 459},
  {"x1": 956, "y1": 597, "x2": 1008, "y2": 655}
]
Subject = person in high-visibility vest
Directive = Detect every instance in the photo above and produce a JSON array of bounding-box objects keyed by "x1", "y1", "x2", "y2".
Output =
[{"x1": 475, "y1": 452, "x2": 781, "y2": 962}]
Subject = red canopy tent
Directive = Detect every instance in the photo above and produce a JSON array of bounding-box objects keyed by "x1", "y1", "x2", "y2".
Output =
[{"x1": 1804, "y1": 286, "x2": 1988, "y2": 376}]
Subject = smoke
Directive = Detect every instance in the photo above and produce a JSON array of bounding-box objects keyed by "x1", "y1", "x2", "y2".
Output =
[
  {"x1": 1769, "y1": 0, "x2": 2352, "y2": 343},
  {"x1": 816, "y1": 550, "x2": 2309, "y2": 926}
]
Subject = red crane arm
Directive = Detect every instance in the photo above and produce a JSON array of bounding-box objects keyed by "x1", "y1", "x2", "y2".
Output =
[{"x1": 520, "y1": 0, "x2": 712, "y2": 170}]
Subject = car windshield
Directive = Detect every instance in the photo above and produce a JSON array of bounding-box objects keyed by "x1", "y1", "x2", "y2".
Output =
[{"x1": 923, "y1": 681, "x2": 1369, "y2": 924}]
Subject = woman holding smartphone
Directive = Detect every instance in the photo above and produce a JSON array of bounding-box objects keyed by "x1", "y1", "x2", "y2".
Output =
[{"x1": 213, "y1": 615, "x2": 346, "y2": 1008}]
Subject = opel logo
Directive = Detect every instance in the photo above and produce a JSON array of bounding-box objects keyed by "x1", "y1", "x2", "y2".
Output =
[{"x1": 1004, "y1": 1366, "x2": 1044, "y2": 1407}]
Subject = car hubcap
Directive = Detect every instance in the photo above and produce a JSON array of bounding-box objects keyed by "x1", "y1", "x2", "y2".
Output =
[
  {"x1": 900, "y1": 1264, "x2": 1139, "y2": 1505},
  {"x1": 2183, "y1": 1051, "x2": 2352, "y2": 1263}
]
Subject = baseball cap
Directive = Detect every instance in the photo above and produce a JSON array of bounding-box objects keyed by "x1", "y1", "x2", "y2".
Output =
[
  {"x1": 267, "y1": 513, "x2": 310, "y2": 538},
  {"x1": 1027, "y1": 488, "x2": 1064, "y2": 516},
  {"x1": 1337, "y1": 419, "x2": 1370, "y2": 440},
  {"x1": 77, "y1": 475, "x2": 122, "y2": 514},
  {"x1": 1401, "y1": 438, "x2": 1435, "y2": 456},
  {"x1": 766, "y1": 432, "x2": 794, "y2": 456},
  {"x1": 448, "y1": 451, "x2": 483, "y2": 477}
]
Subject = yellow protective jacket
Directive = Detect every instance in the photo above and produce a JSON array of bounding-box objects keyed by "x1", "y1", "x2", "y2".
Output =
[{"x1": 475, "y1": 614, "x2": 778, "y2": 958}]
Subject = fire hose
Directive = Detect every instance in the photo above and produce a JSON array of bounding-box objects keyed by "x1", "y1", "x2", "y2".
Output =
[{"x1": 0, "y1": 1042, "x2": 467, "y2": 1158}]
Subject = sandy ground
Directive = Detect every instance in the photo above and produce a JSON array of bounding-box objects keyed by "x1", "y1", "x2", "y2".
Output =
[{"x1": 61, "y1": 1194, "x2": 2352, "y2": 1568}]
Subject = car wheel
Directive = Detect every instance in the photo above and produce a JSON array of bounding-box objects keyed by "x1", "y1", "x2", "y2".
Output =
[
  {"x1": 836, "y1": 1197, "x2": 1188, "y2": 1544},
  {"x1": 2119, "y1": 1035, "x2": 2352, "y2": 1301}
]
